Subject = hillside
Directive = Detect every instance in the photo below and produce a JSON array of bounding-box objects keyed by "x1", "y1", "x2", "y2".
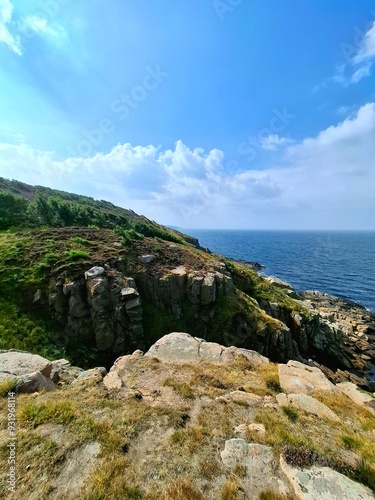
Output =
[
  {"x1": 0, "y1": 177, "x2": 374, "y2": 390},
  {"x1": 0, "y1": 335, "x2": 374, "y2": 499},
  {"x1": 0, "y1": 178, "x2": 375, "y2": 498}
]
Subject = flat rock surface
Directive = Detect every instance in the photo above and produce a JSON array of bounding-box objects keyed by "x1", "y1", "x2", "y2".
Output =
[
  {"x1": 221, "y1": 439, "x2": 291, "y2": 497},
  {"x1": 280, "y1": 456, "x2": 374, "y2": 499},
  {"x1": 280, "y1": 393, "x2": 341, "y2": 422},
  {"x1": 337, "y1": 382, "x2": 375, "y2": 415},
  {"x1": 278, "y1": 360, "x2": 337, "y2": 395},
  {"x1": 49, "y1": 441, "x2": 101, "y2": 499}
]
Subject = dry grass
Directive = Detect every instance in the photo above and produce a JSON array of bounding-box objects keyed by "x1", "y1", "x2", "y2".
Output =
[
  {"x1": 220, "y1": 477, "x2": 242, "y2": 500},
  {"x1": 0, "y1": 357, "x2": 374, "y2": 499}
]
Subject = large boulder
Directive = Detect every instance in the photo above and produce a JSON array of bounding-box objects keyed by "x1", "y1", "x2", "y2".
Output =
[
  {"x1": 145, "y1": 332, "x2": 269, "y2": 367},
  {"x1": 336, "y1": 382, "x2": 375, "y2": 415},
  {"x1": 278, "y1": 360, "x2": 337, "y2": 395},
  {"x1": 0, "y1": 351, "x2": 55, "y2": 393},
  {"x1": 280, "y1": 456, "x2": 374, "y2": 499},
  {"x1": 0, "y1": 351, "x2": 52, "y2": 378}
]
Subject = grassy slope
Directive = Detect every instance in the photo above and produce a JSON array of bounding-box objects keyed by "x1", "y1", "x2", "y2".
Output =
[
  {"x1": 0, "y1": 177, "x2": 310, "y2": 367},
  {"x1": 0, "y1": 358, "x2": 374, "y2": 499}
]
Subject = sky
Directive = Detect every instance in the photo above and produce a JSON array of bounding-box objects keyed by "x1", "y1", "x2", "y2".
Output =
[{"x1": 0, "y1": 0, "x2": 375, "y2": 229}]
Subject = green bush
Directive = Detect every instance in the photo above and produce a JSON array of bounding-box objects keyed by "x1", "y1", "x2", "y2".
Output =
[
  {"x1": 70, "y1": 236, "x2": 89, "y2": 245},
  {"x1": 65, "y1": 249, "x2": 90, "y2": 261},
  {"x1": 282, "y1": 406, "x2": 299, "y2": 423}
]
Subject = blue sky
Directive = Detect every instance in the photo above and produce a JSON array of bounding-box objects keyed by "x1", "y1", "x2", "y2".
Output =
[{"x1": 0, "y1": 0, "x2": 375, "y2": 229}]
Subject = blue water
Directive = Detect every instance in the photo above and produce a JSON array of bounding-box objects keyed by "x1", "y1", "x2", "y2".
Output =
[{"x1": 188, "y1": 230, "x2": 375, "y2": 312}]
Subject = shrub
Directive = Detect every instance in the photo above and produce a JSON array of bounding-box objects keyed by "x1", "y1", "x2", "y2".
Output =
[
  {"x1": 282, "y1": 406, "x2": 299, "y2": 423},
  {"x1": 65, "y1": 249, "x2": 90, "y2": 261},
  {"x1": 70, "y1": 236, "x2": 89, "y2": 245},
  {"x1": 266, "y1": 377, "x2": 283, "y2": 393}
]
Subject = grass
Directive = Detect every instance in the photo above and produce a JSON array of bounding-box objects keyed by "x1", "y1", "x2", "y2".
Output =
[
  {"x1": 258, "y1": 492, "x2": 293, "y2": 500},
  {"x1": 220, "y1": 477, "x2": 242, "y2": 500},
  {"x1": 19, "y1": 400, "x2": 76, "y2": 427},
  {"x1": 0, "y1": 353, "x2": 374, "y2": 499},
  {"x1": 163, "y1": 378, "x2": 195, "y2": 399},
  {"x1": 70, "y1": 236, "x2": 90, "y2": 245},
  {"x1": 65, "y1": 249, "x2": 90, "y2": 261},
  {"x1": 282, "y1": 406, "x2": 299, "y2": 423}
]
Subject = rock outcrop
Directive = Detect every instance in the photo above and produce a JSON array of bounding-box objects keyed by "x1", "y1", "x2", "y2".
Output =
[
  {"x1": 280, "y1": 456, "x2": 374, "y2": 499},
  {"x1": 49, "y1": 266, "x2": 144, "y2": 360},
  {"x1": 278, "y1": 360, "x2": 338, "y2": 395},
  {"x1": 145, "y1": 332, "x2": 269, "y2": 366},
  {"x1": 220, "y1": 439, "x2": 292, "y2": 497}
]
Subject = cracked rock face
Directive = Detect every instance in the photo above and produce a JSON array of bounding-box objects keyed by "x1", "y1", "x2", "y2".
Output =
[{"x1": 49, "y1": 267, "x2": 145, "y2": 357}]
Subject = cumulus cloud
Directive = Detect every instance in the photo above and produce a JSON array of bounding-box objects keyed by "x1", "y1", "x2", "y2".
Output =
[
  {"x1": 0, "y1": 0, "x2": 22, "y2": 55},
  {"x1": 259, "y1": 134, "x2": 292, "y2": 151},
  {"x1": 0, "y1": 104, "x2": 374, "y2": 228}
]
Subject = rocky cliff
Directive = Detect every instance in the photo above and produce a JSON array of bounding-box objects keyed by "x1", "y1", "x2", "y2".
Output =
[{"x1": 36, "y1": 231, "x2": 374, "y2": 391}]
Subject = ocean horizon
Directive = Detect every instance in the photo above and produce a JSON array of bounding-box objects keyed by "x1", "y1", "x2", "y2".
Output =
[{"x1": 187, "y1": 229, "x2": 375, "y2": 312}]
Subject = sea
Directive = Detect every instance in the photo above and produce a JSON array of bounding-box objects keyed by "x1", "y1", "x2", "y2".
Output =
[{"x1": 187, "y1": 230, "x2": 375, "y2": 313}]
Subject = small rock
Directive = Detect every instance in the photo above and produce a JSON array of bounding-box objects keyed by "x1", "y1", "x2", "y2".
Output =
[
  {"x1": 0, "y1": 351, "x2": 52, "y2": 378},
  {"x1": 137, "y1": 255, "x2": 154, "y2": 264},
  {"x1": 248, "y1": 423, "x2": 266, "y2": 435},
  {"x1": 85, "y1": 266, "x2": 105, "y2": 280},
  {"x1": 16, "y1": 371, "x2": 55, "y2": 393},
  {"x1": 336, "y1": 382, "x2": 375, "y2": 415},
  {"x1": 121, "y1": 287, "x2": 139, "y2": 299}
]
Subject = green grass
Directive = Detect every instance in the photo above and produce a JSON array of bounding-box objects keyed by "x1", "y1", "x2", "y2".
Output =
[
  {"x1": 20, "y1": 400, "x2": 76, "y2": 427},
  {"x1": 282, "y1": 406, "x2": 299, "y2": 423},
  {"x1": 163, "y1": 378, "x2": 195, "y2": 399},
  {"x1": 65, "y1": 249, "x2": 90, "y2": 261},
  {"x1": 70, "y1": 236, "x2": 89, "y2": 245}
]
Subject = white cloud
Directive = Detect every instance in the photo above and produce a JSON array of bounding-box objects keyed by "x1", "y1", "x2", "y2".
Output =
[
  {"x1": 0, "y1": 104, "x2": 374, "y2": 229},
  {"x1": 259, "y1": 134, "x2": 292, "y2": 151},
  {"x1": 353, "y1": 21, "x2": 375, "y2": 63},
  {"x1": 0, "y1": 0, "x2": 22, "y2": 55},
  {"x1": 19, "y1": 15, "x2": 65, "y2": 40},
  {"x1": 334, "y1": 21, "x2": 375, "y2": 85}
]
